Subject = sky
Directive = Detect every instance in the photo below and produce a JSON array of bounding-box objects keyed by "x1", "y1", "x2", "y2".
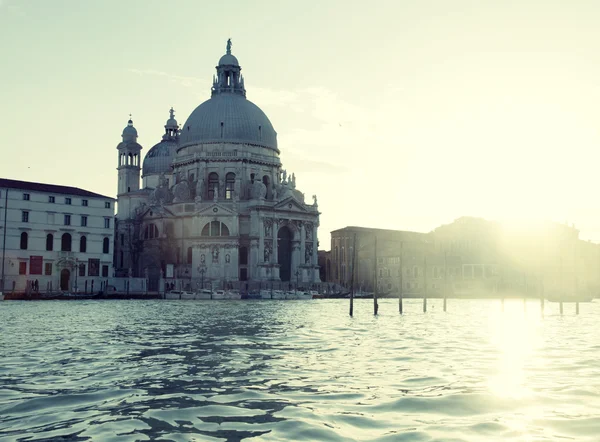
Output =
[{"x1": 3, "y1": 0, "x2": 600, "y2": 246}]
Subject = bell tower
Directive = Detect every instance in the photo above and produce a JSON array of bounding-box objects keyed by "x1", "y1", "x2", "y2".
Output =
[{"x1": 117, "y1": 116, "x2": 142, "y2": 195}]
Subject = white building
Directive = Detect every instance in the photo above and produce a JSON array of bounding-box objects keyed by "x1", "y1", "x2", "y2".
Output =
[
  {"x1": 114, "y1": 40, "x2": 321, "y2": 290},
  {"x1": 0, "y1": 178, "x2": 115, "y2": 293}
]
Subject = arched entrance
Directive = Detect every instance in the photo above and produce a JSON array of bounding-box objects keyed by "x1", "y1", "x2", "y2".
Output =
[
  {"x1": 278, "y1": 226, "x2": 292, "y2": 282},
  {"x1": 60, "y1": 269, "x2": 70, "y2": 291}
]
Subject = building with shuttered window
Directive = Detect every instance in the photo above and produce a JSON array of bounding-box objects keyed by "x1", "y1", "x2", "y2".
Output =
[{"x1": 0, "y1": 178, "x2": 115, "y2": 293}]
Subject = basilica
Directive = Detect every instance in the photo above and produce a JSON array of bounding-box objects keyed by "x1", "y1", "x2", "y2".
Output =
[{"x1": 114, "y1": 41, "x2": 321, "y2": 290}]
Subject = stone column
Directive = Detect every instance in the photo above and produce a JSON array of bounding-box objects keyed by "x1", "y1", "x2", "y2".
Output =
[
  {"x1": 291, "y1": 240, "x2": 301, "y2": 282},
  {"x1": 258, "y1": 218, "x2": 265, "y2": 265},
  {"x1": 312, "y1": 224, "x2": 319, "y2": 265},
  {"x1": 312, "y1": 224, "x2": 320, "y2": 282},
  {"x1": 250, "y1": 239, "x2": 259, "y2": 279},
  {"x1": 300, "y1": 222, "x2": 306, "y2": 272},
  {"x1": 272, "y1": 219, "x2": 278, "y2": 264}
]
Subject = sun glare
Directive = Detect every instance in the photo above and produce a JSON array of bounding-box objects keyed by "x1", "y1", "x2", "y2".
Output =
[{"x1": 488, "y1": 301, "x2": 542, "y2": 399}]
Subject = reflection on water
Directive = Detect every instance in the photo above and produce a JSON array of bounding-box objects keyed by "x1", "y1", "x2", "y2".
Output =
[{"x1": 0, "y1": 299, "x2": 599, "y2": 441}]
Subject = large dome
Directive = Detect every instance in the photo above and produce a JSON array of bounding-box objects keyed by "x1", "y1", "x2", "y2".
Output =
[{"x1": 179, "y1": 94, "x2": 278, "y2": 150}]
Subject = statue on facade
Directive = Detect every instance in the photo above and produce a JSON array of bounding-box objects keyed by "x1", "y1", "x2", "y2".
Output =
[
  {"x1": 264, "y1": 246, "x2": 271, "y2": 263},
  {"x1": 251, "y1": 180, "x2": 267, "y2": 199},
  {"x1": 195, "y1": 178, "x2": 205, "y2": 202},
  {"x1": 282, "y1": 169, "x2": 287, "y2": 183},
  {"x1": 312, "y1": 194, "x2": 318, "y2": 206},
  {"x1": 225, "y1": 254, "x2": 230, "y2": 263},
  {"x1": 200, "y1": 254, "x2": 205, "y2": 264},
  {"x1": 212, "y1": 247, "x2": 219, "y2": 263},
  {"x1": 173, "y1": 181, "x2": 191, "y2": 202},
  {"x1": 264, "y1": 219, "x2": 272, "y2": 237},
  {"x1": 213, "y1": 185, "x2": 219, "y2": 202},
  {"x1": 226, "y1": 38, "x2": 232, "y2": 54},
  {"x1": 291, "y1": 173, "x2": 296, "y2": 189}
]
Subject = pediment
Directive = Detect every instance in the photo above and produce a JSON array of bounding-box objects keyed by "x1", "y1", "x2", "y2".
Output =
[
  {"x1": 195, "y1": 202, "x2": 238, "y2": 217},
  {"x1": 274, "y1": 197, "x2": 308, "y2": 213},
  {"x1": 139, "y1": 205, "x2": 175, "y2": 219}
]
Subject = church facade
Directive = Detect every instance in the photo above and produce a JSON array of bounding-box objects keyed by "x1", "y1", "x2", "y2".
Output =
[{"x1": 114, "y1": 41, "x2": 321, "y2": 290}]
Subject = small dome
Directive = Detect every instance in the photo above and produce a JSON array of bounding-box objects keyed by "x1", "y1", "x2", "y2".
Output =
[
  {"x1": 218, "y1": 53, "x2": 239, "y2": 66},
  {"x1": 142, "y1": 140, "x2": 177, "y2": 177},
  {"x1": 122, "y1": 119, "x2": 138, "y2": 141}
]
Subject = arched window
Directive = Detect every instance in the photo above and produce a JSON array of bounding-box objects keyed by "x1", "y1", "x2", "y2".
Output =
[
  {"x1": 144, "y1": 224, "x2": 159, "y2": 239},
  {"x1": 208, "y1": 172, "x2": 219, "y2": 200},
  {"x1": 46, "y1": 233, "x2": 53, "y2": 251},
  {"x1": 61, "y1": 233, "x2": 71, "y2": 252},
  {"x1": 187, "y1": 247, "x2": 193, "y2": 264},
  {"x1": 103, "y1": 237, "x2": 110, "y2": 254},
  {"x1": 79, "y1": 236, "x2": 87, "y2": 253},
  {"x1": 201, "y1": 221, "x2": 230, "y2": 237},
  {"x1": 225, "y1": 172, "x2": 235, "y2": 200},
  {"x1": 20, "y1": 232, "x2": 28, "y2": 250}
]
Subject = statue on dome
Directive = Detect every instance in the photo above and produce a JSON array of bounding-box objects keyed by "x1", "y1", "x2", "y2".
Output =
[
  {"x1": 226, "y1": 38, "x2": 232, "y2": 54},
  {"x1": 291, "y1": 173, "x2": 296, "y2": 189}
]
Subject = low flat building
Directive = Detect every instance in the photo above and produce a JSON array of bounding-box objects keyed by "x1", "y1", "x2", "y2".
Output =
[{"x1": 0, "y1": 179, "x2": 115, "y2": 293}]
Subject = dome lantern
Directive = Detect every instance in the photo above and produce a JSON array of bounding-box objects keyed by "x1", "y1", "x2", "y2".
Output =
[
  {"x1": 212, "y1": 38, "x2": 245, "y2": 98},
  {"x1": 163, "y1": 107, "x2": 179, "y2": 141}
]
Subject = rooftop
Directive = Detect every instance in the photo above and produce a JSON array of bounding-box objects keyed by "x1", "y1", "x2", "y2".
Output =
[{"x1": 0, "y1": 178, "x2": 114, "y2": 200}]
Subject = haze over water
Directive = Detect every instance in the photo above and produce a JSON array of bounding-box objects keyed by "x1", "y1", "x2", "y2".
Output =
[{"x1": 1, "y1": 299, "x2": 599, "y2": 441}]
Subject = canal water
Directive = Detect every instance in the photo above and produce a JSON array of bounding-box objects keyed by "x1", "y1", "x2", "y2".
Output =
[{"x1": 0, "y1": 299, "x2": 599, "y2": 441}]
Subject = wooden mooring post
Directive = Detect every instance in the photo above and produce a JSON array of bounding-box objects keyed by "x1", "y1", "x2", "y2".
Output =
[
  {"x1": 399, "y1": 294, "x2": 403, "y2": 314},
  {"x1": 349, "y1": 233, "x2": 357, "y2": 317},
  {"x1": 423, "y1": 297, "x2": 427, "y2": 313},
  {"x1": 443, "y1": 297, "x2": 447, "y2": 312},
  {"x1": 576, "y1": 302, "x2": 579, "y2": 315}
]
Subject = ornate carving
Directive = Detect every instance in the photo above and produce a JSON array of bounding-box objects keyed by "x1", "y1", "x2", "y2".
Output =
[
  {"x1": 264, "y1": 243, "x2": 272, "y2": 263},
  {"x1": 305, "y1": 223, "x2": 313, "y2": 241},
  {"x1": 200, "y1": 253, "x2": 206, "y2": 264},
  {"x1": 264, "y1": 218, "x2": 273, "y2": 237},
  {"x1": 305, "y1": 243, "x2": 313, "y2": 264}
]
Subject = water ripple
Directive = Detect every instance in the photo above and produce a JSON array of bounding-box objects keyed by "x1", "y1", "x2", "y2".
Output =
[{"x1": 0, "y1": 299, "x2": 599, "y2": 441}]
